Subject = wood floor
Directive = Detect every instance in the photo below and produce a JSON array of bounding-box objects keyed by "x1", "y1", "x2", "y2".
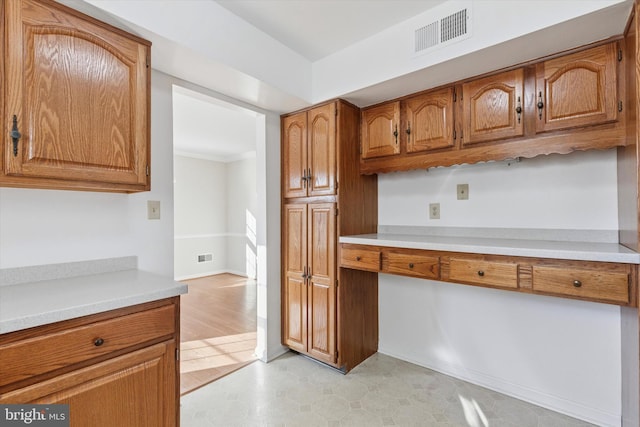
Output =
[{"x1": 180, "y1": 273, "x2": 257, "y2": 395}]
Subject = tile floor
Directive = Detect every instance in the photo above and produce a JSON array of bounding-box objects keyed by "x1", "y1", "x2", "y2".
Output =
[{"x1": 180, "y1": 352, "x2": 595, "y2": 427}]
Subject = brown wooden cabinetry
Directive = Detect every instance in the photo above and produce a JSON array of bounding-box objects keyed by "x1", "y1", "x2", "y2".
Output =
[
  {"x1": 535, "y1": 42, "x2": 618, "y2": 133},
  {"x1": 360, "y1": 40, "x2": 625, "y2": 174},
  {"x1": 404, "y1": 87, "x2": 456, "y2": 153},
  {"x1": 283, "y1": 202, "x2": 336, "y2": 364},
  {"x1": 462, "y1": 69, "x2": 525, "y2": 145},
  {"x1": 283, "y1": 104, "x2": 336, "y2": 198},
  {"x1": 360, "y1": 102, "x2": 400, "y2": 159},
  {"x1": 341, "y1": 243, "x2": 638, "y2": 307},
  {"x1": 0, "y1": 298, "x2": 180, "y2": 426},
  {"x1": 1, "y1": 0, "x2": 151, "y2": 193},
  {"x1": 282, "y1": 100, "x2": 378, "y2": 372}
]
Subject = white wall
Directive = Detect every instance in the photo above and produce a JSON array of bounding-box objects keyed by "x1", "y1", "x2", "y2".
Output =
[
  {"x1": 174, "y1": 155, "x2": 228, "y2": 279},
  {"x1": 378, "y1": 149, "x2": 622, "y2": 426},
  {"x1": 0, "y1": 69, "x2": 176, "y2": 276},
  {"x1": 226, "y1": 156, "x2": 258, "y2": 278},
  {"x1": 173, "y1": 154, "x2": 257, "y2": 280}
]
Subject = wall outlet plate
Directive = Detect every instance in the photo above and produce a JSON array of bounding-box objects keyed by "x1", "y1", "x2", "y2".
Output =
[
  {"x1": 457, "y1": 184, "x2": 469, "y2": 200},
  {"x1": 429, "y1": 203, "x2": 440, "y2": 219}
]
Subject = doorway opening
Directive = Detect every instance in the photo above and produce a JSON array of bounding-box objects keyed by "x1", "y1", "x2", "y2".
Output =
[{"x1": 172, "y1": 85, "x2": 265, "y2": 394}]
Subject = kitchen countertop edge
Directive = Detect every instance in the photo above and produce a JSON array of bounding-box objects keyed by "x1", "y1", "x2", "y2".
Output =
[
  {"x1": 339, "y1": 233, "x2": 640, "y2": 264},
  {"x1": 0, "y1": 269, "x2": 188, "y2": 335}
]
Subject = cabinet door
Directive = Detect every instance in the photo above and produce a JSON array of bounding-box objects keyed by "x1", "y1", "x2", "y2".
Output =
[
  {"x1": 282, "y1": 112, "x2": 307, "y2": 198},
  {"x1": 282, "y1": 203, "x2": 308, "y2": 352},
  {"x1": 307, "y1": 103, "x2": 336, "y2": 197},
  {"x1": 536, "y1": 43, "x2": 618, "y2": 133},
  {"x1": 405, "y1": 87, "x2": 455, "y2": 153},
  {"x1": 0, "y1": 342, "x2": 176, "y2": 427},
  {"x1": 361, "y1": 102, "x2": 400, "y2": 159},
  {"x1": 4, "y1": 0, "x2": 149, "y2": 187},
  {"x1": 462, "y1": 69, "x2": 524, "y2": 145},
  {"x1": 307, "y1": 203, "x2": 336, "y2": 364}
]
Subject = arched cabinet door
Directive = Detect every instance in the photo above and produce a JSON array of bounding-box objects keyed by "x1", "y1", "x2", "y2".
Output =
[
  {"x1": 462, "y1": 69, "x2": 525, "y2": 145},
  {"x1": 535, "y1": 42, "x2": 618, "y2": 134},
  {"x1": 361, "y1": 102, "x2": 400, "y2": 159},
  {"x1": 4, "y1": 0, "x2": 150, "y2": 191},
  {"x1": 404, "y1": 87, "x2": 455, "y2": 153}
]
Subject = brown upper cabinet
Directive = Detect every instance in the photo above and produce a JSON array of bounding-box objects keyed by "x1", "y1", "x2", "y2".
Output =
[
  {"x1": 2, "y1": 0, "x2": 151, "y2": 192},
  {"x1": 404, "y1": 87, "x2": 456, "y2": 153},
  {"x1": 360, "y1": 40, "x2": 625, "y2": 174},
  {"x1": 283, "y1": 103, "x2": 336, "y2": 198},
  {"x1": 361, "y1": 101, "x2": 400, "y2": 159},
  {"x1": 462, "y1": 69, "x2": 525, "y2": 145},
  {"x1": 535, "y1": 42, "x2": 618, "y2": 133},
  {"x1": 361, "y1": 87, "x2": 456, "y2": 158}
]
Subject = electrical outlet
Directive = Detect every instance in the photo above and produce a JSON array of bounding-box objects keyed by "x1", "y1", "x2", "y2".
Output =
[
  {"x1": 147, "y1": 200, "x2": 161, "y2": 220},
  {"x1": 457, "y1": 184, "x2": 469, "y2": 200},
  {"x1": 429, "y1": 203, "x2": 440, "y2": 219}
]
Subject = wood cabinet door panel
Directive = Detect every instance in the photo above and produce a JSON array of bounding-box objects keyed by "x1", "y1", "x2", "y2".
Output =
[
  {"x1": 361, "y1": 102, "x2": 400, "y2": 159},
  {"x1": 532, "y1": 265, "x2": 629, "y2": 304},
  {"x1": 307, "y1": 203, "x2": 335, "y2": 363},
  {"x1": 1, "y1": 342, "x2": 174, "y2": 427},
  {"x1": 282, "y1": 112, "x2": 307, "y2": 198},
  {"x1": 308, "y1": 104, "x2": 336, "y2": 197},
  {"x1": 308, "y1": 203, "x2": 335, "y2": 280},
  {"x1": 283, "y1": 276, "x2": 307, "y2": 352},
  {"x1": 5, "y1": 0, "x2": 148, "y2": 186},
  {"x1": 536, "y1": 43, "x2": 617, "y2": 133},
  {"x1": 308, "y1": 280, "x2": 335, "y2": 364},
  {"x1": 462, "y1": 69, "x2": 524, "y2": 145},
  {"x1": 405, "y1": 87, "x2": 455, "y2": 152},
  {"x1": 283, "y1": 204, "x2": 308, "y2": 351}
]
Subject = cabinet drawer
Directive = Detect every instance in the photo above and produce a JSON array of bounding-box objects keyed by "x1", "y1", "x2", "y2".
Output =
[
  {"x1": 383, "y1": 252, "x2": 439, "y2": 279},
  {"x1": 0, "y1": 304, "x2": 175, "y2": 387},
  {"x1": 449, "y1": 259, "x2": 519, "y2": 289},
  {"x1": 340, "y1": 247, "x2": 380, "y2": 272},
  {"x1": 532, "y1": 266, "x2": 629, "y2": 304}
]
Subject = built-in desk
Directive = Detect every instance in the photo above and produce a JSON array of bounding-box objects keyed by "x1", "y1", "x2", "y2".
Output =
[{"x1": 340, "y1": 228, "x2": 640, "y2": 306}]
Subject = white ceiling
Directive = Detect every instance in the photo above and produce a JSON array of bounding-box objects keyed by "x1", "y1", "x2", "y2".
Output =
[
  {"x1": 176, "y1": 0, "x2": 448, "y2": 159},
  {"x1": 215, "y1": 0, "x2": 448, "y2": 61},
  {"x1": 173, "y1": 86, "x2": 259, "y2": 162}
]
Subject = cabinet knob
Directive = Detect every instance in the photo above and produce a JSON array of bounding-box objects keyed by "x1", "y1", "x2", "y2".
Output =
[
  {"x1": 477, "y1": 270, "x2": 485, "y2": 277},
  {"x1": 573, "y1": 280, "x2": 582, "y2": 288},
  {"x1": 408, "y1": 263, "x2": 414, "y2": 269},
  {"x1": 94, "y1": 338, "x2": 105, "y2": 347},
  {"x1": 356, "y1": 256, "x2": 361, "y2": 261}
]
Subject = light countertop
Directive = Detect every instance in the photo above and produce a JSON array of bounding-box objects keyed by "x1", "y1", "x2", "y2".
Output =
[
  {"x1": 0, "y1": 258, "x2": 187, "y2": 334},
  {"x1": 340, "y1": 232, "x2": 640, "y2": 264}
]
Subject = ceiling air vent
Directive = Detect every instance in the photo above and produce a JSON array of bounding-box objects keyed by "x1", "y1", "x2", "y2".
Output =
[
  {"x1": 414, "y1": 7, "x2": 471, "y2": 55},
  {"x1": 441, "y1": 9, "x2": 467, "y2": 43}
]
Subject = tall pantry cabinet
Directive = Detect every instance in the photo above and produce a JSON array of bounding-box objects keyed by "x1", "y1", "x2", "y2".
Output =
[{"x1": 281, "y1": 100, "x2": 378, "y2": 372}]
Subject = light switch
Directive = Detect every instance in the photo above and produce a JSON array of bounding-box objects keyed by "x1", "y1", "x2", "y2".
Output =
[
  {"x1": 147, "y1": 200, "x2": 161, "y2": 220},
  {"x1": 457, "y1": 184, "x2": 469, "y2": 200}
]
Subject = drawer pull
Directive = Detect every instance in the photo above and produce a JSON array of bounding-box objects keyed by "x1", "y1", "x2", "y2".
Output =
[
  {"x1": 408, "y1": 263, "x2": 414, "y2": 269},
  {"x1": 93, "y1": 338, "x2": 105, "y2": 347},
  {"x1": 356, "y1": 256, "x2": 361, "y2": 261},
  {"x1": 477, "y1": 270, "x2": 485, "y2": 277},
  {"x1": 573, "y1": 280, "x2": 582, "y2": 288}
]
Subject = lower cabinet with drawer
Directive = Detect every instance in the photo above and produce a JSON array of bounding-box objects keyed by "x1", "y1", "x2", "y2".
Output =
[
  {"x1": 0, "y1": 298, "x2": 180, "y2": 427},
  {"x1": 340, "y1": 243, "x2": 638, "y2": 307}
]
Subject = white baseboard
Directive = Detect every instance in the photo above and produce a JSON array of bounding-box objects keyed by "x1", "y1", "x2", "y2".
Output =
[
  {"x1": 377, "y1": 346, "x2": 620, "y2": 427},
  {"x1": 175, "y1": 269, "x2": 249, "y2": 281}
]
